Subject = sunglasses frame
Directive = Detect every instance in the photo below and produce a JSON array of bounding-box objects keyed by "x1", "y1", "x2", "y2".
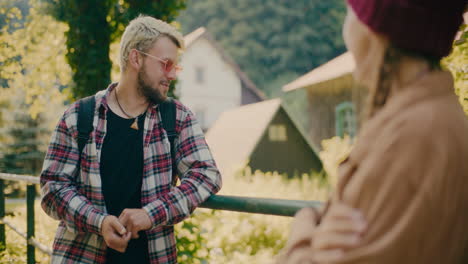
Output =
[{"x1": 134, "y1": 49, "x2": 182, "y2": 74}]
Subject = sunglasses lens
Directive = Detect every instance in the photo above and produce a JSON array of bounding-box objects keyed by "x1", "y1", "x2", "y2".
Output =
[{"x1": 165, "y1": 60, "x2": 174, "y2": 72}]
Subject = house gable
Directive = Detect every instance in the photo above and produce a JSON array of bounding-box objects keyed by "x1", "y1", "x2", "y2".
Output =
[
  {"x1": 178, "y1": 27, "x2": 265, "y2": 130},
  {"x1": 178, "y1": 37, "x2": 241, "y2": 130},
  {"x1": 206, "y1": 99, "x2": 322, "y2": 177},
  {"x1": 249, "y1": 107, "x2": 323, "y2": 177}
]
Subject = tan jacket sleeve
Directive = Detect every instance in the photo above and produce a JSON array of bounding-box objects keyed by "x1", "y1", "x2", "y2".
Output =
[
  {"x1": 279, "y1": 120, "x2": 449, "y2": 263},
  {"x1": 325, "y1": 121, "x2": 448, "y2": 263}
]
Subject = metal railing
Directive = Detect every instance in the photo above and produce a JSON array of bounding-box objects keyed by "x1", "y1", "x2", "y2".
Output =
[{"x1": 0, "y1": 172, "x2": 321, "y2": 264}]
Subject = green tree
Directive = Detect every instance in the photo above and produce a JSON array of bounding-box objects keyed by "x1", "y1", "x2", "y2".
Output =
[
  {"x1": 0, "y1": 95, "x2": 49, "y2": 176},
  {"x1": 177, "y1": 0, "x2": 347, "y2": 96},
  {"x1": 443, "y1": 23, "x2": 468, "y2": 116},
  {"x1": 0, "y1": 0, "x2": 68, "y2": 176},
  {"x1": 43, "y1": 0, "x2": 113, "y2": 100},
  {"x1": 44, "y1": 0, "x2": 186, "y2": 100},
  {"x1": 0, "y1": 0, "x2": 29, "y2": 31},
  {"x1": 0, "y1": 0, "x2": 70, "y2": 120}
]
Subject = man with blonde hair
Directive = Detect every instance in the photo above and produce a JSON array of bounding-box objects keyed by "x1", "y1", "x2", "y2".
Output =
[{"x1": 40, "y1": 15, "x2": 222, "y2": 264}]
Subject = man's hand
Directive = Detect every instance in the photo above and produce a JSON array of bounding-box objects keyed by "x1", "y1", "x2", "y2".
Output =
[
  {"x1": 311, "y1": 202, "x2": 367, "y2": 263},
  {"x1": 119, "y1": 209, "x2": 152, "y2": 239},
  {"x1": 101, "y1": 215, "x2": 132, "y2": 253}
]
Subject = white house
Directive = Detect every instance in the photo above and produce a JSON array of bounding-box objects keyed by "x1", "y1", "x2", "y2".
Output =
[{"x1": 177, "y1": 27, "x2": 265, "y2": 131}]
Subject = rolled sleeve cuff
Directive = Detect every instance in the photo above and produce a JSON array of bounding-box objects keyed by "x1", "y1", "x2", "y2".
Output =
[
  {"x1": 143, "y1": 199, "x2": 168, "y2": 229},
  {"x1": 87, "y1": 209, "x2": 108, "y2": 235}
]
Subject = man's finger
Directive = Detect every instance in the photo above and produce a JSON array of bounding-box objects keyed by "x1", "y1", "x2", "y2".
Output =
[
  {"x1": 128, "y1": 221, "x2": 139, "y2": 239},
  {"x1": 124, "y1": 219, "x2": 134, "y2": 236},
  {"x1": 109, "y1": 232, "x2": 131, "y2": 253},
  {"x1": 126, "y1": 214, "x2": 140, "y2": 238},
  {"x1": 119, "y1": 211, "x2": 128, "y2": 225},
  {"x1": 118, "y1": 232, "x2": 132, "y2": 249},
  {"x1": 107, "y1": 236, "x2": 125, "y2": 252},
  {"x1": 109, "y1": 217, "x2": 127, "y2": 235},
  {"x1": 124, "y1": 232, "x2": 132, "y2": 242},
  {"x1": 131, "y1": 231, "x2": 140, "y2": 239}
]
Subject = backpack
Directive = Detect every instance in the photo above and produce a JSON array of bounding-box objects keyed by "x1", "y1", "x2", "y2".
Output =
[{"x1": 77, "y1": 96, "x2": 179, "y2": 185}]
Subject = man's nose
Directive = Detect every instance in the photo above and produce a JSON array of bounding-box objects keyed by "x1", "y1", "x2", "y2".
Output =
[{"x1": 166, "y1": 69, "x2": 177, "y2": 80}]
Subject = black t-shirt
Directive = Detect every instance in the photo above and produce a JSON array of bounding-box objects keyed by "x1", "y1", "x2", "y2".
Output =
[{"x1": 100, "y1": 108, "x2": 149, "y2": 264}]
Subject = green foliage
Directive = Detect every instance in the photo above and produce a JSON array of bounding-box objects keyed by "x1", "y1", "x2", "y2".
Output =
[
  {"x1": 0, "y1": 0, "x2": 67, "y2": 195},
  {"x1": 0, "y1": 203, "x2": 58, "y2": 263},
  {"x1": 319, "y1": 136, "x2": 353, "y2": 188},
  {"x1": 0, "y1": 0, "x2": 29, "y2": 31},
  {"x1": 108, "y1": 0, "x2": 186, "y2": 42},
  {"x1": 177, "y1": 0, "x2": 347, "y2": 97},
  {"x1": 0, "y1": 85, "x2": 64, "y2": 196},
  {"x1": 0, "y1": 0, "x2": 70, "y2": 119},
  {"x1": 172, "y1": 169, "x2": 330, "y2": 263},
  {"x1": 0, "y1": 115, "x2": 46, "y2": 175},
  {"x1": 43, "y1": 0, "x2": 113, "y2": 99},
  {"x1": 175, "y1": 211, "x2": 210, "y2": 263},
  {"x1": 44, "y1": 0, "x2": 187, "y2": 100},
  {"x1": 443, "y1": 23, "x2": 468, "y2": 116}
]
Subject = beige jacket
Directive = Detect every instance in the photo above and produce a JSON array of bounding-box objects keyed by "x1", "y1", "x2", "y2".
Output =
[{"x1": 281, "y1": 71, "x2": 468, "y2": 263}]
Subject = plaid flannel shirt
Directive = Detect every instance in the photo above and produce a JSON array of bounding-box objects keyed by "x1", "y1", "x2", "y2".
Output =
[{"x1": 40, "y1": 84, "x2": 222, "y2": 263}]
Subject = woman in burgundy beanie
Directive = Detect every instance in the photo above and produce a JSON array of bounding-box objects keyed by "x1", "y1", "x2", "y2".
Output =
[{"x1": 278, "y1": 1, "x2": 468, "y2": 263}]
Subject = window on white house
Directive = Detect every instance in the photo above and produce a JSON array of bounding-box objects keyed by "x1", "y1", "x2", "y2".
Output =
[
  {"x1": 195, "y1": 66, "x2": 204, "y2": 84},
  {"x1": 335, "y1": 101, "x2": 356, "y2": 138},
  {"x1": 268, "y1": 124, "x2": 287, "y2": 142}
]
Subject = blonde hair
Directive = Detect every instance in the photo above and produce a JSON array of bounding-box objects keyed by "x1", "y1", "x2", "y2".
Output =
[
  {"x1": 346, "y1": 10, "x2": 388, "y2": 120},
  {"x1": 354, "y1": 34, "x2": 388, "y2": 119},
  {"x1": 119, "y1": 15, "x2": 185, "y2": 72}
]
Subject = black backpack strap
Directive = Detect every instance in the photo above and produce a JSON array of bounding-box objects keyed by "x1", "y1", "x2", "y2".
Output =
[
  {"x1": 77, "y1": 95, "x2": 96, "y2": 155},
  {"x1": 159, "y1": 98, "x2": 178, "y2": 185}
]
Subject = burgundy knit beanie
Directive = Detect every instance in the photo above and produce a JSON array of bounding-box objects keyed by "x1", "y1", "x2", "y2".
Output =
[{"x1": 347, "y1": 0, "x2": 467, "y2": 59}]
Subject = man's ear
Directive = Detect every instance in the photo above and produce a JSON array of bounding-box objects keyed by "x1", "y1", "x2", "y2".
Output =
[{"x1": 128, "y1": 49, "x2": 143, "y2": 70}]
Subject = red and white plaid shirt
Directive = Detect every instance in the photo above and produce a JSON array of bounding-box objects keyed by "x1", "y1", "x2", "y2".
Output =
[{"x1": 40, "y1": 84, "x2": 222, "y2": 263}]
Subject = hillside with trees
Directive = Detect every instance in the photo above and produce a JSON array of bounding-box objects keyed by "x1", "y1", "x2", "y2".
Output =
[{"x1": 177, "y1": 0, "x2": 347, "y2": 97}]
